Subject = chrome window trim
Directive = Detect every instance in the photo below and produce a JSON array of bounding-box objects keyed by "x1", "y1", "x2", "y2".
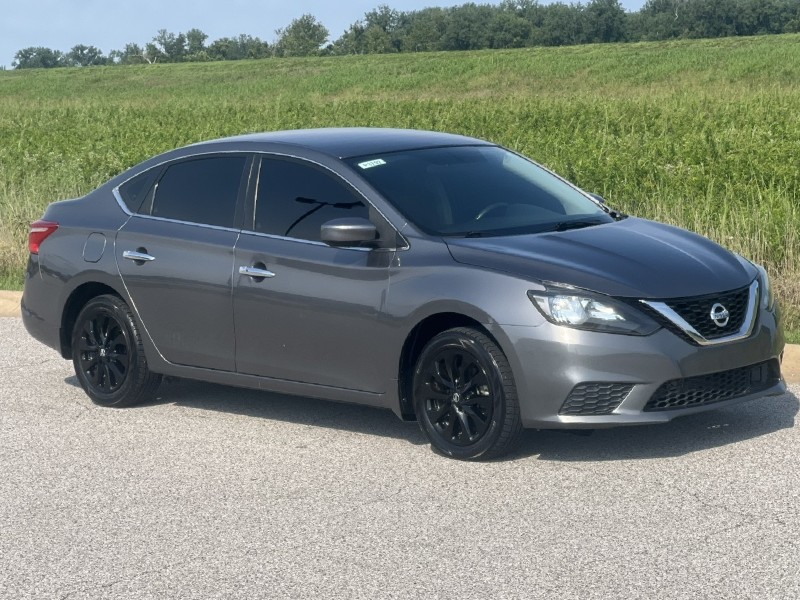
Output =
[
  {"x1": 237, "y1": 228, "x2": 379, "y2": 253},
  {"x1": 111, "y1": 149, "x2": 409, "y2": 251},
  {"x1": 123, "y1": 212, "x2": 243, "y2": 233},
  {"x1": 112, "y1": 187, "x2": 134, "y2": 216},
  {"x1": 641, "y1": 280, "x2": 759, "y2": 346},
  {"x1": 112, "y1": 149, "x2": 250, "y2": 218}
]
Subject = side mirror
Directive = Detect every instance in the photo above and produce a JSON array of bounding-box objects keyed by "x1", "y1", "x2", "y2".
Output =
[
  {"x1": 589, "y1": 193, "x2": 606, "y2": 204},
  {"x1": 320, "y1": 218, "x2": 378, "y2": 247}
]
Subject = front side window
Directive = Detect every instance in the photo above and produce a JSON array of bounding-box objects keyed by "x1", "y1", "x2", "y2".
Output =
[
  {"x1": 151, "y1": 156, "x2": 247, "y2": 228},
  {"x1": 255, "y1": 157, "x2": 370, "y2": 241}
]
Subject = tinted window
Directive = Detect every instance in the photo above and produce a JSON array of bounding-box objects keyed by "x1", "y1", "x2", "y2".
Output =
[
  {"x1": 117, "y1": 169, "x2": 158, "y2": 213},
  {"x1": 346, "y1": 146, "x2": 612, "y2": 237},
  {"x1": 151, "y1": 156, "x2": 246, "y2": 228},
  {"x1": 255, "y1": 158, "x2": 369, "y2": 241}
]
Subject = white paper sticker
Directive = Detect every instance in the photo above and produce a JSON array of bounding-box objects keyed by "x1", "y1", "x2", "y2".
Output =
[{"x1": 358, "y1": 158, "x2": 387, "y2": 170}]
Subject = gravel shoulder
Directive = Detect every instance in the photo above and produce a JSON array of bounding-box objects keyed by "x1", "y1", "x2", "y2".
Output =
[{"x1": 0, "y1": 291, "x2": 21, "y2": 318}]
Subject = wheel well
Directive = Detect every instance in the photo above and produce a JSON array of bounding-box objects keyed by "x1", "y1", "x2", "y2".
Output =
[
  {"x1": 397, "y1": 313, "x2": 490, "y2": 421},
  {"x1": 59, "y1": 283, "x2": 121, "y2": 359}
]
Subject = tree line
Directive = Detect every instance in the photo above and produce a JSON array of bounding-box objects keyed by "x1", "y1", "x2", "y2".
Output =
[{"x1": 12, "y1": 0, "x2": 800, "y2": 69}]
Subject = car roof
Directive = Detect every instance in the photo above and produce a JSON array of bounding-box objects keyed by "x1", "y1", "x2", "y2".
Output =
[{"x1": 199, "y1": 127, "x2": 493, "y2": 159}]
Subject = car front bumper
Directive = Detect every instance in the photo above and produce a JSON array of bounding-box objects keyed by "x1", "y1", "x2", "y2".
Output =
[{"x1": 490, "y1": 308, "x2": 786, "y2": 429}]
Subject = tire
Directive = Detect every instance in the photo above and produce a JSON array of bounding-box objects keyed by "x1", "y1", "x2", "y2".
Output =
[
  {"x1": 413, "y1": 327, "x2": 522, "y2": 460},
  {"x1": 71, "y1": 294, "x2": 161, "y2": 407}
]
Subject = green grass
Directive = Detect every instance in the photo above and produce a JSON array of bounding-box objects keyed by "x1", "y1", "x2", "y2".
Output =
[{"x1": 1, "y1": 34, "x2": 799, "y2": 334}]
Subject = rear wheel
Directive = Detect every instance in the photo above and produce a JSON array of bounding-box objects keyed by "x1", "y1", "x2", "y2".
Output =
[
  {"x1": 413, "y1": 327, "x2": 522, "y2": 460},
  {"x1": 71, "y1": 295, "x2": 161, "y2": 407}
]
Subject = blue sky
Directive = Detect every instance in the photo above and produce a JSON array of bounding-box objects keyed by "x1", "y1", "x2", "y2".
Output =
[{"x1": 0, "y1": 0, "x2": 646, "y2": 68}]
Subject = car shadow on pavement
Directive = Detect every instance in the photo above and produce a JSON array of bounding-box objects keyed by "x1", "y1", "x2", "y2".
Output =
[
  {"x1": 512, "y1": 392, "x2": 799, "y2": 462},
  {"x1": 63, "y1": 376, "x2": 799, "y2": 460},
  {"x1": 149, "y1": 377, "x2": 430, "y2": 446}
]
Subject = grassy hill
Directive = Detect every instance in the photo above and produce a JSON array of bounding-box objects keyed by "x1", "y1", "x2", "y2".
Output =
[{"x1": 1, "y1": 34, "x2": 798, "y2": 334}]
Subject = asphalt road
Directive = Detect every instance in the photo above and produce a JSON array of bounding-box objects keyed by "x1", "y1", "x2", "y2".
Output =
[{"x1": 1, "y1": 316, "x2": 798, "y2": 599}]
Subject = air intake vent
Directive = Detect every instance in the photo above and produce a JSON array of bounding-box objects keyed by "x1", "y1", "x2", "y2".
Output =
[
  {"x1": 644, "y1": 360, "x2": 780, "y2": 411},
  {"x1": 560, "y1": 383, "x2": 633, "y2": 416}
]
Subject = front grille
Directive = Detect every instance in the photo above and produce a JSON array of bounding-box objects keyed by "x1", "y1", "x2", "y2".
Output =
[
  {"x1": 665, "y1": 286, "x2": 750, "y2": 340},
  {"x1": 560, "y1": 383, "x2": 633, "y2": 416},
  {"x1": 644, "y1": 360, "x2": 780, "y2": 411}
]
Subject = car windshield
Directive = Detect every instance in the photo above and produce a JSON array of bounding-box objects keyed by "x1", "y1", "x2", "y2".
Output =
[{"x1": 347, "y1": 145, "x2": 613, "y2": 237}]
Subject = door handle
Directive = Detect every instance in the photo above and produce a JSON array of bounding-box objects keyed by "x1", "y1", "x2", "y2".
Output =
[
  {"x1": 123, "y1": 250, "x2": 156, "y2": 262},
  {"x1": 239, "y1": 265, "x2": 276, "y2": 279}
]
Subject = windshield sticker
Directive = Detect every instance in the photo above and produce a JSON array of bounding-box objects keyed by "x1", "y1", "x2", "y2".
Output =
[{"x1": 358, "y1": 158, "x2": 387, "y2": 170}]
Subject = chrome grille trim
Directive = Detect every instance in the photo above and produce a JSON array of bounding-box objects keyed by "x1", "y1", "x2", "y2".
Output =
[{"x1": 640, "y1": 280, "x2": 758, "y2": 346}]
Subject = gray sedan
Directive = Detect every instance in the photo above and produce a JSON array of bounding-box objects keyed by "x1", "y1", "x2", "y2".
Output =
[{"x1": 22, "y1": 128, "x2": 785, "y2": 459}]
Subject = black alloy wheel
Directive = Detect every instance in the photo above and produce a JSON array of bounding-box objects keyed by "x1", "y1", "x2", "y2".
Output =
[
  {"x1": 72, "y1": 295, "x2": 161, "y2": 407},
  {"x1": 413, "y1": 327, "x2": 522, "y2": 460},
  {"x1": 77, "y1": 309, "x2": 130, "y2": 394}
]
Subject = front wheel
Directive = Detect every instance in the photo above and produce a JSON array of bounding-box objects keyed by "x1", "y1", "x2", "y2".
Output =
[
  {"x1": 413, "y1": 327, "x2": 522, "y2": 460},
  {"x1": 71, "y1": 294, "x2": 161, "y2": 407}
]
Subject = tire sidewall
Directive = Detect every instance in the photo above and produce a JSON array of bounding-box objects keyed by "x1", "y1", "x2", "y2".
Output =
[
  {"x1": 413, "y1": 330, "x2": 508, "y2": 460},
  {"x1": 72, "y1": 296, "x2": 140, "y2": 407}
]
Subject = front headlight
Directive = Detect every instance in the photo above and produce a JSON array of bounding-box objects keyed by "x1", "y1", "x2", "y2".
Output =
[
  {"x1": 528, "y1": 288, "x2": 660, "y2": 336},
  {"x1": 753, "y1": 262, "x2": 775, "y2": 310}
]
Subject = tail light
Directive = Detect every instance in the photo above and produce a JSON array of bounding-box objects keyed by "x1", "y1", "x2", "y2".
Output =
[{"x1": 28, "y1": 220, "x2": 59, "y2": 254}]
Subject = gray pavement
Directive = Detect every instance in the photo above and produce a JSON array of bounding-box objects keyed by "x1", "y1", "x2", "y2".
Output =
[{"x1": 1, "y1": 316, "x2": 798, "y2": 599}]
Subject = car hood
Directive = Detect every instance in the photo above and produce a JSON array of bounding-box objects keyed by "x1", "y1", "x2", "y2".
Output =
[{"x1": 444, "y1": 217, "x2": 755, "y2": 299}]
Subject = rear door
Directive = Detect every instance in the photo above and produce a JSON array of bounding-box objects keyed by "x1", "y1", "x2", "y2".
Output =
[
  {"x1": 233, "y1": 155, "x2": 395, "y2": 392},
  {"x1": 116, "y1": 154, "x2": 251, "y2": 371}
]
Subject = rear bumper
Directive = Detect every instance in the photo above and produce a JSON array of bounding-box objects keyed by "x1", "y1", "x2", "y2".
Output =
[
  {"x1": 21, "y1": 255, "x2": 63, "y2": 353},
  {"x1": 489, "y1": 306, "x2": 785, "y2": 429}
]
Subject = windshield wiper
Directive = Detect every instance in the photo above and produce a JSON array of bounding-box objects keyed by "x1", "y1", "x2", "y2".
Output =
[{"x1": 551, "y1": 219, "x2": 606, "y2": 232}]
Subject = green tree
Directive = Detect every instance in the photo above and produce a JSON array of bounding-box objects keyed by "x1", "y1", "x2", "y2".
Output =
[
  {"x1": 111, "y1": 43, "x2": 147, "y2": 65},
  {"x1": 628, "y1": 0, "x2": 683, "y2": 41},
  {"x1": 364, "y1": 4, "x2": 403, "y2": 33},
  {"x1": 488, "y1": 11, "x2": 533, "y2": 48},
  {"x1": 585, "y1": 0, "x2": 628, "y2": 43},
  {"x1": 401, "y1": 8, "x2": 448, "y2": 52},
  {"x1": 441, "y1": 4, "x2": 494, "y2": 50},
  {"x1": 275, "y1": 14, "x2": 329, "y2": 56},
  {"x1": 143, "y1": 42, "x2": 164, "y2": 63},
  {"x1": 681, "y1": 0, "x2": 738, "y2": 38},
  {"x1": 532, "y1": 3, "x2": 587, "y2": 46},
  {"x1": 362, "y1": 4, "x2": 406, "y2": 53},
  {"x1": 66, "y1": 44, "x2": 107, "y2": 67},
  {"x1": 152, "y1": 29, "x2": 187, "y2": 62},
  {"x1": 237, "y1": 34, "x2": 271, "y2": 59},
  {"x1": 330, "y1": 22, "x2": 368, "y2": 54},
  {"x1": 207, "y1": 37, "x2": 239, "y2": 60},
  {"x1": 207, "y1": 35, "x2": 270, "y2": 60},
  {"x1": 186, "y1": 28, "x2": 208, "y2": 55},
  {"x1": 12, "y1": 47, "x2": 64, "y2": 69}
]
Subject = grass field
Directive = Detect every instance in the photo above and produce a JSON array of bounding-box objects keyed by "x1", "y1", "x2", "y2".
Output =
[{"x1": 1, "y1": 35, "x2": 798, "y2": 337}]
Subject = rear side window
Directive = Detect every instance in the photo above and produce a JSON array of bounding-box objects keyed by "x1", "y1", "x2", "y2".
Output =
[
  {"x1": 151, "y1": 156, "x2": 247, "y2": 228},
  {"x1": 117, "y1": 169, "x2": 158, "y2": 213},
  {"x1": 255, "y1": 158, "x2": 369, "y2": 241}
]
